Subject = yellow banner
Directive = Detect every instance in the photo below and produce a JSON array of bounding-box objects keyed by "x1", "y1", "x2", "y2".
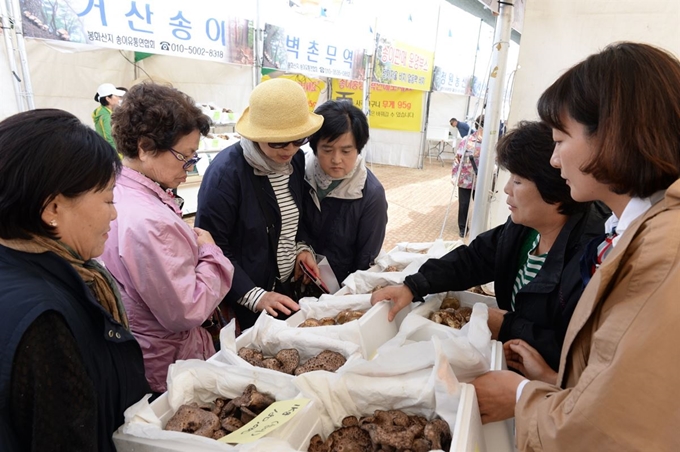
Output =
[
  {"x1": 373, "y1": 36, "x2": 434, "y2": 91},
  {"x1": 261, "y1": 72, "x2": 326, "y2": 111},
  {"x1": 331, "y1": 79, "x2": 423, "y2": 132}
]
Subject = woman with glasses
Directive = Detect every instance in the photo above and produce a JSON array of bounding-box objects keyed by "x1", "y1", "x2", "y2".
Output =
[
  {"x1": 101, "y1": 83, "x2": 234, "y2": 394},
  {"x1": 304, "y1": 100, "x2": 388, "y2": 284},
  {"x1": 196, "y1": 78, "x2": 323, "y2": 331}
]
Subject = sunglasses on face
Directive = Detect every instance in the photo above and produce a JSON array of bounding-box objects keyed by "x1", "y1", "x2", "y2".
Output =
[
  {"x1": 267, "y1": 136, "x2": 310, "y2": 149},
  {"x1": 168, "y1": 147, "x2": 201, "y2": 170}
]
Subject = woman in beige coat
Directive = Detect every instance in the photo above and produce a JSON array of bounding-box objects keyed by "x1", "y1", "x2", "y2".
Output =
[{"x1": 471, "y1": 42, "x2": 680, "y2": 451}]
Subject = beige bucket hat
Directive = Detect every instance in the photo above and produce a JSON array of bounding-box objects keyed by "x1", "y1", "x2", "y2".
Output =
[{"x1": 236, "y1": 78, "x2": 323, "y2": 142}]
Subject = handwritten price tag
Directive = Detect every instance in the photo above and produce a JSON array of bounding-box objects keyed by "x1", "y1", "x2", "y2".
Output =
[{"x1": 217, "y1": 398, "x2": 310, "y2": 444}]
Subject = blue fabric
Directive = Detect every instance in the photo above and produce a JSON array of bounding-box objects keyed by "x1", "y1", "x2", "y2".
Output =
[
  {"x1": 457, "y1": 121, "x2": 471, "y2": 137},
  {"x1": 195, "y1": 142, "x2": 309, "y2": 329},
  {"x1": 302, "y1": 169, "x2": 388, "y2": 283},
  {"x1": 0, "y1": 245, "x2": 149, "y2": 451}
]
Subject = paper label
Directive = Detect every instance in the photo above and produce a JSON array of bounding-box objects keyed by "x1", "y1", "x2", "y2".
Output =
[{"x1": 217, "y1": 398, "x2": 310, "y2": 444}]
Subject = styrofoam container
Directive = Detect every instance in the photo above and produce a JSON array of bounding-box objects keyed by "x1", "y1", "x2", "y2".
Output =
[
  {"x1": 113, "y1": 390, "x2": 319, "y2": 452},
  {"x1": 285, "y1": 299, "x2": 410, "y2": 359},
  {"x1": 450, "y1": 383, "x2": 487, "y2": 451},
  {"x1": 481, "y1": 341, "x2": 515, "y2": 452}
]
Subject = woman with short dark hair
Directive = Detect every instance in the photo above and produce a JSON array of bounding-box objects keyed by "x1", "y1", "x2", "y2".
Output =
[
  {"x1": 102, "y1": 83, "x2": 234, "y2": 394},
  {"x1": 0, "y1": 109, "x2": 149, "y2": 451},
  {"x1": 372, "y1": 121, "x2": 608, "y2": 372},
  {"x1": 471, "y1": 42, "x2": 680, "y2": 451},
  {"x1": 304, "y1": 100, "x2": 388, "y2": 283}
]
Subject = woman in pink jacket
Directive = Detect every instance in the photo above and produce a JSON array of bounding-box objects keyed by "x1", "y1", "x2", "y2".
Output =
[{"x1": 102, "y1": 83, "x2": 234, "y2": 394}]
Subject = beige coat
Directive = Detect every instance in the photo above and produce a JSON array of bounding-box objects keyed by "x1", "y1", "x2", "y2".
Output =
[{"x1": 515, "y1": 179, "x2": 680, "y2": 451}]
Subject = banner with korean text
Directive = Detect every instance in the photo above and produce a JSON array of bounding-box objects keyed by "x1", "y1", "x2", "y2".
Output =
[
  {"x1": 19, "y1": 0, "x2": 254, "y2": 64},
  {"x1": 372, "y1": 35, "x2": 434, "y2": 91},
  {"x1": 262, "y1": 23, "x2": 365, "y2": 81},
  {"x1": 261, "y1": 71, "x2": 326, "y2": 112},
  {"x1": 331, "y1": 79, "x2": 424, "y2": 132}
]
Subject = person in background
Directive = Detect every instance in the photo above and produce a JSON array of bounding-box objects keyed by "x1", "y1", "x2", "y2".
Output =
[
  {"x1": 92, "y1": 83, "x2": 125, "y2": 153},
  {"x1": 452, "y1": 114, "x2": 484, "y2": 237},
  {"x1": 196, "y1": 78, "x2": 322, "y2": 331},
  {"x1": 102, "y1": 83, "x2": 234, "y2": 394},
  {"x1": 0, "y1": 109, "x2": 149, "y2": 451},
  {"x1": 449, "y1": 117, "x2": 470, "y2": 138},
  {"x1": 371, "y1": 121, "x2": 607, "y2": 373},
  {"x1": 303, "y1": 100, "x2": 388, "y2": 284},
  {"x1": 471, "y1": 42, "x2": 680, "y2": 451}
]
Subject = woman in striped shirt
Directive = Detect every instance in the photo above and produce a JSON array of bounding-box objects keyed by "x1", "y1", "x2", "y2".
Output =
[
  {"x1": 196, "y1": 78, "x2": 323, "y2": 331},
  {"x1": 371, "y1": 121, "x2": 607, "y2": 373}
]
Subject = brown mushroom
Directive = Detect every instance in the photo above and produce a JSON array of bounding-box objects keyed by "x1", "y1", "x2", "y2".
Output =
[
  {"x1": 294, "y1": 350, "x2": 346, "y2": 375},
  {"x1": 237, "y1": 347, "x2": 264, "y2": 366},
  {"x1": 164, "y1": 404, "x2": 220, "y2": 438},
  {"x1": 440, "y1": 296, "x2": 461, "y2": 310},
  {"x1": 275, "y1": 349, "x2": 300, "y2": 375},
  {"x1": 299, "y1": 318, "x2": 322, "y2": 328}
]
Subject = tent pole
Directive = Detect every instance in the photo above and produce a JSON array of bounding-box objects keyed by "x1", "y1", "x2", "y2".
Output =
[
  {"x1": 8, "y1": 0, "x2": 34, "y2": 109},
  {"x1": 468, "y1": 0, "x2": 513, "y2": 241},
  {"x1": 362, "y1": 22, "x2": 376, "y2": 167},
  {"x1": 252, "y1": 0, "x2": 262, "y2": 87},
  {"x1": 0, "y1": 0, "x2": 24, "y2": 111}
]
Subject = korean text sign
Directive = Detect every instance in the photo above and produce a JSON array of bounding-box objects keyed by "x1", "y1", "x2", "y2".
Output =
[
  {"x1": 217, "y1": 398, "x2": 310, "y2": 444},
  {"x1": 263, "y1": 23, "x2": 365, "y2": 81},
  {"x1": 373, "y1": 35, "x2": 434, "y2": 91},
  {"x1": 331, "y1": 79, "x2": 424, "y2": 132},
  {"x1": 19, "y1": 0, "x2": 254, "y2": 64}
]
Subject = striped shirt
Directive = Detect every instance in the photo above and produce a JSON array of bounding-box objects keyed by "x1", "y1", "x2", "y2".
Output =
[
  {"x1": 511, "y1": 233, "x2": 547, "y2": 310},
  {"x1": 238, "y1": 174, "x2": 300, "y2": 311}
]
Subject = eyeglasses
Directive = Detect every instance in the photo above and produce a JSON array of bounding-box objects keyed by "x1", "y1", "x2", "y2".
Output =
[
  {"x1": 267, "y1": 136, "x2": 310, "y2": 149},
  {"x1": 168, "y1": 147, "x2": 201, "y2": 170}
]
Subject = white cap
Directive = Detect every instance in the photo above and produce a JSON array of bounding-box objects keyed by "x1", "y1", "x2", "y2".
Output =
[{"x1": 95, "y1": 83, "x2": 126, "y2": 100}]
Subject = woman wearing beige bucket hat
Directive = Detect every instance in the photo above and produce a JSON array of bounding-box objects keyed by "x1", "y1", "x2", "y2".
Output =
[{"x1": 196, "y1": 78, "x2": 324, "y2": 331}]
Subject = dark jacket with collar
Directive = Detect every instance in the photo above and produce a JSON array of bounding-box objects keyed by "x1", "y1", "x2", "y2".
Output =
[
  {"x1": 0, "y1": 245, "x2": 149, "y2": 451},
  {"x1": 303, "y1": 164, "x2": 388, "y2": 284},
  {"x1": 405, "y1": 203, "x2": 608, "y2": 371},
  {"x1": 195, "y1": 142, "x2": 308, "y2": 329}
]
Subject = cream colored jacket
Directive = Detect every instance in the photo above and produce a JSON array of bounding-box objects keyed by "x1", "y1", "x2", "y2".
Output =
[{"x1": 515, "y1": 179, "x2": 680, "y2": 451}]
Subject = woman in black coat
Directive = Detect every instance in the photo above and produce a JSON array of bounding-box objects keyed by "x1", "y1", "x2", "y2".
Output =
[
  {"x1": 0, "y1": 109, "x2": 149, "y2": 451},
  {"x1": 196, "y1": 78, "x2": 324, "y2": 330},
  {"x1": 371, "y1": 121, "x2": 608, "y2": 373}
]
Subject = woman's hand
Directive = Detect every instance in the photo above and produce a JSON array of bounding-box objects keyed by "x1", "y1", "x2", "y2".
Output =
[
  {"x1": 487, "y1": 307, "x2": 508, "y2": 339},
  {"x1": 194, "y1": 227, "x2": 216, "y2": 247},
  {"x1": 471, "y1": 370, "x2": 525, "y2": 424},
  {"x1": 370, "y1": 285, "x2": 414, "y2": 322},
  {"x1": 503, "y1": 339, "x2": 558, "y2": 384},
  {"x1": 295, "y1": 250, "x2": 319, "y2": 284},
  {"x1": 256, "y1": 291, "x2": 300, "y2": 317}
]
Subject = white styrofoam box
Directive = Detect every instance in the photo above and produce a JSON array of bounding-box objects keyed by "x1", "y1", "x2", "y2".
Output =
[
  {"x1": 481, "y1": 341, "x2": 515, "y2": 452},
  {"x1": 215, "y1": 316, "x2": 361, "y2": 376},
  {"x1": 449, "y1": 290, "x2": 498, "y2": 309},
  {"x1": 113, "y1": 392, "x2": 318, "y2": 452},
  {"x1": 450, "y1": 383, "x2": 487, "y2": 452},
  {"x1": 284, "y1": 296, "x2": 411, "y2": 360}
]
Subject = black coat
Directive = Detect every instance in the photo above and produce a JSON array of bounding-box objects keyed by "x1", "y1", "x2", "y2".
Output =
[
  {"x1": 405, "y1": 204, "x2": 608, "y2": 370},
  {"x1": 195, "y1": 142, "x2": 309, "y2": 329},
  {"x1": 302, "y1": 169, "x2": 388, "y2": 283},
  {"x1": 0, "y1": 245, "x2": 149, "y2": 451}
]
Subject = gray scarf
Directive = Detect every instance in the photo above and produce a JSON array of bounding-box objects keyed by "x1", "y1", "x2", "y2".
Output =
[{"x1": 241, "y1": 138, "x2": 293, "y2": 176}]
